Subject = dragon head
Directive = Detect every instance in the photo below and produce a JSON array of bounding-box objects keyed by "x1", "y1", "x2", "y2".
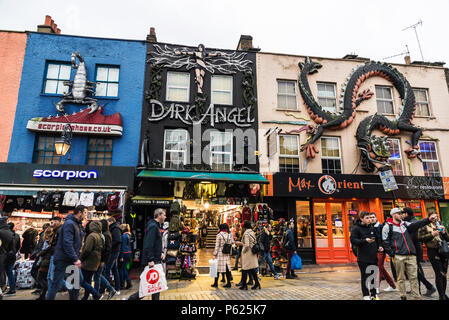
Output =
[
  {"x1": 298, "y1": 57, "x2": 322, "y2": 75},
  {"x1": 360, "y1": 135, "x2": 392, "y2": 172}
]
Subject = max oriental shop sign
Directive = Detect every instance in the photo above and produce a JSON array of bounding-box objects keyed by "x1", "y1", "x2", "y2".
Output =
[
  {"x1": 148, "y1": 99, "x2": 254, "y2": 127},
  {"x1": 271, "y1": 173, "x2": 445, "y2": 200}
]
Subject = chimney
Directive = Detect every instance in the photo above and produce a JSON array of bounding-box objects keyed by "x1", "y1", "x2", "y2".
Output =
[
  {"x1": 146, "y1": 27, "x2": 157, "y2": 42},
  {"x1": 237, "y1": 35, "x2": 253, "y2": 51},
  {"x1": 404, "y1": 55, "x2": 411, "y2": 65},
  {"x1": 37, "y1": 15, "x2": 61, "y2": 34}
]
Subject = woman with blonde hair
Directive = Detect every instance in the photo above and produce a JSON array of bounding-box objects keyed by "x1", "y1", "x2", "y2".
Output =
[{"x1": 118, "y1": 224, "x2": 132, "y2": 289}]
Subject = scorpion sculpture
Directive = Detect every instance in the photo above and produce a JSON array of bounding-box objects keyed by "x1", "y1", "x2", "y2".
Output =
[
  {"x1": 297, "y1": 57, "x2": 422, "y2": 172},
  {"x1": 56, "y1": 51, "x2": 99, "y2": 114}
]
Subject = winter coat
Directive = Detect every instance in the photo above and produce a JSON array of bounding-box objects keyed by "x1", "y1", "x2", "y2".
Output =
[
  {"x1": 350, "y1": 219, "x2": 378, "y2": 264},
  {"x1": 53, "y1": 214, "x2": 84, "y2": 263},
  {"x1": 12, "y1": 232, "x2": 21, "y2": 255},
  {"x1": 119, "y1": 232, "x2": 132, "y2": 259},
  {"x1": 38, "y1": 225, "x2": 61, "y2": 271},
  {"x1": 213, "y1": 231, "x2": 234, "y2": 273},
  {"x1": 0, "y1": 218, "x2": 13, "y2": 255},
  {"x1": 382, "y1": 217, "x2": 431, "y2": 257},
  {"x1": 80, "y1": 221, "x2": 103, "y2": 272},
  {"x1": 241, "y1": 229, "x2": 258, "y2": 270},
  {"x1": 110, "y1": 222, "x2": 122, "y2": 254},
  {"x1": 259, "y1": 228, "x2": 272, "y2": 253},
  {"x1": 20, "y1": 228, "x2": 38, "y2": 255},
  {"x1": 100, "y1": 220, "x2": 112, "y2": 263},
  {"x1": 284, "y1": 228, "x2": 297, "y2": 251},
  {"x1": 418, "y1": 223, "x2": 449, "y2": 249},
  {"x1": 142, "y1": 219, "x2": 162, "y2": 265}
]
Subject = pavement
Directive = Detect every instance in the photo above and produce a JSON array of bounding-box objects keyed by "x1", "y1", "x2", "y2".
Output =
[{"x1": 3, "y1": 261, "x2": 446, "y2": 301}]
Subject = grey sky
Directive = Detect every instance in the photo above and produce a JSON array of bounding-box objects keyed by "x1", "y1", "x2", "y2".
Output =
[{"x1": 1, "y1": 0, "x2": 448, "y2": 65}]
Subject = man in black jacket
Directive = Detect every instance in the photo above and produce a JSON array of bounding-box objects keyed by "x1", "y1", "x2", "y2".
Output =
[
  {"x1": 258, "y1": 224, "x2": 282, "y2": 279},
  {"x1": 350, "y1": 211, "x2": 379, "y2": 300},
  {"x1": 382, "y1": 207, "x2": 437, "y2": 300},
  {"x1": 104, "y1": 217, "x2": 122, "y2": 294},
  {"x1": 403, "y1": 207, "x2": 436, "y2": 297},
  {"x1": 3, "y1": 223, "x2": 21, "y2": 296},
  {"x1": 96, "y1": 219, "x2": 116, "y2": 299},
  {"x1": 125, "y1": 208, "x2": 166, "y2": 300},
  {"x1": 0, "y1": 216, "x2": 13, "y2": 299}
]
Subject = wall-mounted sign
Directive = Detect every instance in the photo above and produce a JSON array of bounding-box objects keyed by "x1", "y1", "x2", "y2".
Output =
[
  {"x1": 379, "y1": 170, "x2": 398, "y2": 192},
  {"x1": 33, "y1": 169, "x2": 98, "y2": 180}
]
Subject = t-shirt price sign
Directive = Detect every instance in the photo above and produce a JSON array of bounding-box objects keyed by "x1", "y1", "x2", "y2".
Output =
[{"x1": 379, "y1": 170, "x2": 398, "y2": 192}]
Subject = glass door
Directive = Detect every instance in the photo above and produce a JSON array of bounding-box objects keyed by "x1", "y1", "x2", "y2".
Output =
[
  {"x1": 314, "y1": 203, "x2": 329, "y2": 248},
  {"x1": 330, "y1": 203, "x2": 344, "y2": 248}
]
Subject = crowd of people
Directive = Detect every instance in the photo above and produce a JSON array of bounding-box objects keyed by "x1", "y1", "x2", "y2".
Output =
[{"x1": 0, "y1": 205, "x2": 133, "y2": 300}]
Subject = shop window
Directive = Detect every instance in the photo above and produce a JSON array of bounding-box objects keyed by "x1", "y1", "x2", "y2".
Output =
[
  {"x1": 164, "y1": 129, "x2": 188, "y2": 169},
  {"x1": 375, "y1": 86, "x2": 394, "y2": 114},
  {"x1": 279, "y1": 135, "x2": 300, "y2": 172},
  {"x1": 321, "y1": 137, "x2": 342, "y2": 174},
  {"x1": 314, "y1": 203, "x2": 328, "y2": 248},
  {"x1": 346, "y1": 201, "x2": 360, "y2": 235},
  {"x1": 424, "y1": 200, "x2": 437, "y2": 217},
  {"x1": 296, "y1": 201, "x2": 312, "y2": 248},
  {"x1": 413, "y1": 88, "x2": 431, "y2": 117},
  {"x1": 95, "y1": 65, "x2": 120, "y2": 97},
  {"x1": 419, "y1": 141, "x2": 441, "y2": 177},
  {"x1": 211, "y1": 75, "x2": 233, "y2": 105},
  {"x1": 210, "y1": 131, "x2": 233, "y2": 171},
  {"x1": 166, "y1": 71, "x2": 190, "y2": 102},
  {"x1": 277, "y1": 80, "x2": 297, "y2": 110},
  {"x1": 438, "y1": 202, "x2": 449, "y2": 228},
  {"x1": 43, "y1": 62, "x2": 71, "y2": 95},
  {"x1": 387, "y1": 138, "x2": 403, "y2": 175},
  {"x1": 87, "y1": 138, "x2": 113, "y2": 166},
  {"x1": 382, "y1": 201, "x2": 394, "y2": 220},
  {"x1": 317, "y1": 82, "x2": 337, "y2": 113},
  {"x1": 33, "y1": 135, "x2": 60, "y2": 164}
]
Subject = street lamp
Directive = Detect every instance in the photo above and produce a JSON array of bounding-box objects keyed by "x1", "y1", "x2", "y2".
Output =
[{"x1": 54, "y1": 124, "x2": 73, "y2": 159}]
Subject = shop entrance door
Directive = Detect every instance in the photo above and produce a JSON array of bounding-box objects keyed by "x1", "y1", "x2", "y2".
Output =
[{"x1": 314, "y1": 202, "x2": 351, "y2": 264}]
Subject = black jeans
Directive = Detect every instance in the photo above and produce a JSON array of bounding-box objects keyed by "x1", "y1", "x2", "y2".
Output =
[
  {"x1": 240, "y1": 269, "x2": 259, "y2": 287},
  {"x1": 357, "y1": 261, "x2": 377, "y2": 297},
  {"x1": 427, "y1": 247, "x2": 448, "y2": 299},
  {"x1": 214, "y1": 265, "x2": 231, "y2": 285},
  {"x1": 37, "y1": 270, "x2": 49, "y2": 299}
]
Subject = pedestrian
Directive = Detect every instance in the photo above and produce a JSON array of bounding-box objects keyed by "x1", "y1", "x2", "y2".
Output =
[
  {"x1": 46, "y1": 205, "x2": 86, "y2": 300},
  {"x1": 232, "y1": 228, "x2": 242, "y2": 271},
  {"x1": 403, "y1": 207, "x2": 436, "y2": 296},
  {"x1": 211, "y1": 223, "x2": 234, "y2": 288},
  {"x1": 418, "y1": 209, "x2": 449, "y2": 300},
  {"x1": 20, "y1": 227, "x2": 38, "y2": 260},
  {"x1": 34, "y1": 226, "x2": 54, "y2": 300},
  {"x1": 350, "y1": 211, "x2": 379, "y2": 300},
  {"x1": 236, "y1": 220, "x2": 261, "y2": 290},
  {"x1": 258, "y1": 223, "x2": 282, "y2": 280},
  {"x1": 79, "y1": 220, "x2": 104, "y2": 300},
  {"x1": 371, "y1": 214, "x2": 397, "y2": 293},
  {"x1": 95, "y1": 219, "x2": 116, "y2": 299},
  {"x1": 125, "y1": 208, "x2": 167, "y2": 300},
  {"x1": 118, "y1": 223, "x2": 132, "y2": 290},
  {"x1": 382, "y1": 207, "x2": 438, "y2": 300},
  {"x1": 103, "y1": 217, "x2": 122, "y2": 295},
  {"x1": 0, "y1": 216, "x2": 13, "y2": 299},
  {"x1": 3, "y1": 222, "x2": 21, "y2": 297},
  {"x1": 284, "y1": 219, "x2": 298, "y2": 279}
]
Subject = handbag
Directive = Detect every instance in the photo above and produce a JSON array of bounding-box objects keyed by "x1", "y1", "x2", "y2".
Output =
[
  {"x1": 249, "y1": 234, "x2": 260, "y2": 254},
  {"x1": 221, "y1": 234, "x2": 232, "y2": 254},
  {"x1": 439, "y1": 239, "x2": 449, "y2": 258}
]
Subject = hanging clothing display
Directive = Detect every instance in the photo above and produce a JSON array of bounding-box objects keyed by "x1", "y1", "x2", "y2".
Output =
[
  {"x1": 51, "y1": 191, "x2": 64, "y2": 209},
  {"x1": 94, "y1": 192, "x2": 108, "y2": 211},
  {"x1": 174, "y1": 181, "x2": 186, "y2": 198},
  {"x1": 0, "y1": 195, "x2": 6, "y2": 210},
  {"x1": 63, "y1": 191, "x2": 79, "y2": 207},
  {"x1": 78, "y1": 192, "x2": 94, "y2": 207},
  {"x1": 107, "y1": 192, "x2": 121, "y2": 212},
  {"x1": 242, "y1": 205, "x2": 252, "y2": 222}
]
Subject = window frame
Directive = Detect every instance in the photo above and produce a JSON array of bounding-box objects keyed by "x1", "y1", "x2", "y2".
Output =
[
  {"x1": 211, "y1": 75, "x2": 233, "y2": 105},
  {"x1": 387, "y1": 138, "x2": 404, "y2": 176},
  {"x1": 33, "y1": 135, "x2": 60, "y2": 164},
  {"x1": 320, "y1": 136, "x2": 342, "y2": 174},
  {"x1": 412, "y1": 88, "x2": 431, "y2": 117},
  {"x1": 163, "y1": 129, "x2": 189, "y2": 169},
  {"x1": 317, "y1": 82, "x2": 338, "y2": 113},
  {"x1": 375, "y1": 85, "x2": 395, "y2": 115},
  {"x1": 209, "y1": 131, "x2": 233, "y2": 171},
  {"x1": 166, "y1": 71, "x2": 191, "y2": 103},
  {"x1": 419, "y1": 140, "x2": 441, "y2": 177},
  {"x1": 87, "y1": 138, "x2": 113, "y2": 166},
  {"x1": 278, "y1": 134, "x2": 301, "y2": 172},
  {"x1": 276, "y1": 79, "x2": 298, "y2": 111},
  {"x1": 42, "y1": 61, "x2": 72, "y2": 96},
  {"x1": 94, "y1": 65, "x2": 120, "y2": 98}
]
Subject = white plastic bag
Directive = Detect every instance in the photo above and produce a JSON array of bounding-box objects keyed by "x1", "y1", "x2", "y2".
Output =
[
  {"x1": 209, "y1": 259, "x2": 218, "y2": 278},
  {"x1": 139, "y1": 264, "x2": 168, "y2": 298}
]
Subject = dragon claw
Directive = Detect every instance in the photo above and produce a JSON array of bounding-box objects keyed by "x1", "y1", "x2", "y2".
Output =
[
  {"x1": 359, "y1": 89, "x2": 374, "y2": 100},
  {"x1": 303, "y1": 143, "x2": 319, "y2": 159}
]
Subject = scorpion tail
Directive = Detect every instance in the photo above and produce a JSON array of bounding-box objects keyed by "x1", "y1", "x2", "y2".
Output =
[
  {"x1": 55, "y1": 101, "x2": 65, "y2": 114},
  {"x1": 88, "y1": 101, "x2": 99, "y2": 114}
]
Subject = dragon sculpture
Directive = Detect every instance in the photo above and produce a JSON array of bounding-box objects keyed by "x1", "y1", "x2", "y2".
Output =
[
  {"x1": 297, "y1": 57, "x2": 422, "y2": 172},
  {"x1": 56, "y1": 51, "x2": 98, "y2": 114}
]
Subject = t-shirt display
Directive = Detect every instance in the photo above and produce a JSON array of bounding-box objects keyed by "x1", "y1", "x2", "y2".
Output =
[
  {"x1": 78, "y1": 192, "x2": 94, "y2": 207},
  {"x1": 63, "y1": 191, "x2": 79, "y2": 207},
  {"x1": 107, "y1": 192, "x2": 121, "y2": 212}
]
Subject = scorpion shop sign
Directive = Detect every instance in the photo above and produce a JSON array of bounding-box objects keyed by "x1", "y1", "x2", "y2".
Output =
[{"x1": 148, "y1": 99, "x2": 254, "y2": 127}]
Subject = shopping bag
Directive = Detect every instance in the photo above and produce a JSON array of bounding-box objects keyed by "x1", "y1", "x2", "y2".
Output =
[
  {"x1": 291, "y1": 253, "x2": 302, "y2": 270},
  {"x1": 209, "y1": 259, "x2": 218, "y2": 278},
  {"x1": 138, "y1": 264, "x2": 168, "y2": 298}
]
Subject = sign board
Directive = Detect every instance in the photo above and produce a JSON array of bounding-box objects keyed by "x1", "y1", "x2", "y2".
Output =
[{"x1": 379, "y1": 170, "x2": 398, "y2": 192}]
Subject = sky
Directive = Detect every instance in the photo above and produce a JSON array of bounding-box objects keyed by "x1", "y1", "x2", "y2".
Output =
[{"x1": 0, "y1": 0, "x2": 448, "y2": 65}]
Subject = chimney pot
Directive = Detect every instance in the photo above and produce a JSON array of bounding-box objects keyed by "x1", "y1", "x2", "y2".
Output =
[
  {"x1": 45, "y1": 15, "x2": 52, "y2": 25},
  {"x1": 237, "y1": 35, "x2": 253, "y2": 51},
  {"x1": 404, "y1": 55, "x2": 411, "y2": 65},
  {"x1": 147, "y1": 27, "x2": 157, "y2": 42}
]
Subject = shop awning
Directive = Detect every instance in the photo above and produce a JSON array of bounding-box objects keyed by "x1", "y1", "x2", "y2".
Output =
[
  {"x1": 137, "y1": 170, "x2": 269, "y2": 184},
  {"x1": 131, "y1": 195, "x2": 173, "y2": 205}
]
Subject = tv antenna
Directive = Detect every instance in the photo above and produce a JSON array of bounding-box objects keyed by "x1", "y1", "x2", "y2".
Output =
[
  {"x1": 402, "y1": 20, "x2": 424, "y2": 61},
  {"x1": 383, "y1": 45, "x2": 410, "y2": 61}
]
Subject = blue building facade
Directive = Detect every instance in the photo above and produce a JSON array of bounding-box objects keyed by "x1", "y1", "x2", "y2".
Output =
[{"x1": 8, "y1": 32, "x2": 146, "y2": 166}]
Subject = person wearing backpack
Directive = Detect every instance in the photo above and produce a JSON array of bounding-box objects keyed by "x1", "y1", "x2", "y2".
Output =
[
  {"x1": 0, "y1": 217, "x2": 13, "y2": 299},
  {"x1": 382, "y1": 207, "x2": 438, "y2": 300},
  {"x1": 350, "y1": 211, "x2": 379, "y2": 300},
  {"x1": 211, "y1": 223, "x2": 234, "y2": 288},
  {"x1": 283, "y1": 219, "x2": 297, "y2": 279}
]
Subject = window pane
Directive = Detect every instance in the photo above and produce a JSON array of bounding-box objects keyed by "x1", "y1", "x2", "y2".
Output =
[
  {"x1": 285, "y1": 82, "x2": 295, "y2": 94},
  {"x1": 44, "y1": 80, "x2": 58, "y2": 94},
  {"x1": 107, "y1": 83, "x2": 119, "y2": 97},
  {"x1": 47, "y1": 64, "x2": 60, "y2": 79},
  {"x1": 108, "y1": 68, "x2": 120, "y2": 82},
  {"x1": 57, "y1": 81, "x2": 69, "y2": 95},
  {"x1": 167, "y1": 88, "x2": 188, "y2": 101},
  {"x1": 212, "y1": 76, "x2": 232, "y2": 91},
  {"x1": 167, "y1": 72, "x2": 189, "y2": 87},
  {"x1": 96, "y1": 82, "x2": 107, "y2": 96},
  {"x1": 286, "y1": 95, "x2": 297, "y2": 109},
  {"x1": 59, "y1": 65, "x2": 71, "y2": 80},
  {"x1": 96, "y1": 67, "x2": 109, "y2": 81},
  {"x1": 212, "y1": 91, "x2": 231, "y2": 105}
]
